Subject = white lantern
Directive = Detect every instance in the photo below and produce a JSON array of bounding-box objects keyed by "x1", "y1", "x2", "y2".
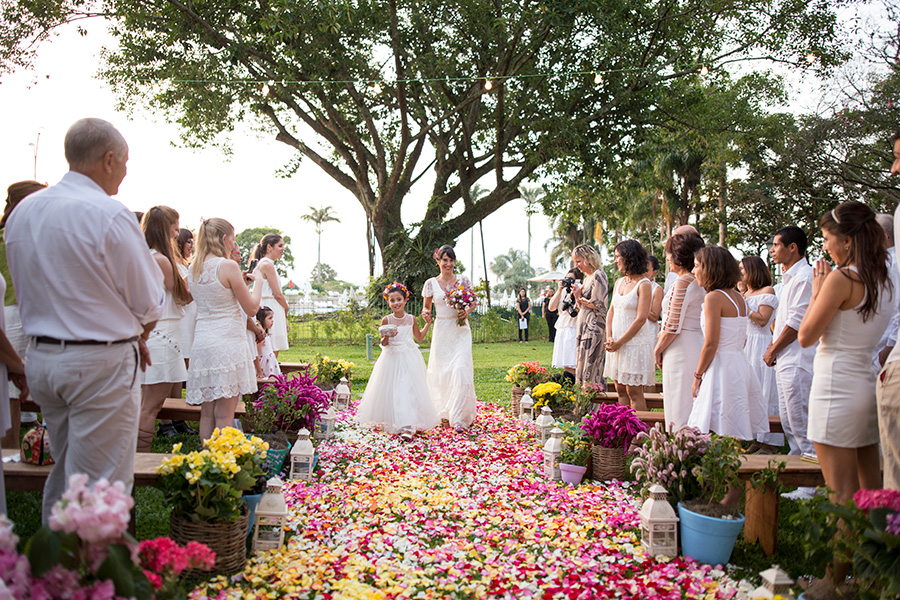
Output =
[
  {"x1": 542, "y1": 426, "x2": 563, "y2": 480},
  {"x1": 290, "y1": 428, "x2": 315, "y2": 480},
  {"x1": 535, "y1": 407, "x2": 555, "y2": 445},
  {"x1": 639, "y1": 484, "x2": 679, "y2": 557},
  {"x1": 749, "y1": 565, "x2": 796, "y2": 599},
  {"x1": 520, "y1": 392, "x2": 534, "y2": 422},
  {"x1": 334, "y1": 377, "x2": 351, "y2": 411},
  {"x1": 251, "y1": 477, "x2": 288, "y2": 552},
  {"x1": 314, "y1": 404, "x2": 336, "y2": 440}
]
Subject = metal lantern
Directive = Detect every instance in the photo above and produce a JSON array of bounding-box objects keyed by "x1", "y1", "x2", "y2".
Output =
[
  {"x1": 251, "y1": 477, "x2": 288, "y2": 552},
  {"x1": 535, "y1": 407, "x2": 555, "y2": 445},
  {"x1": 520, "y1": 392, "x2": 534, "y2": 422},
  {"x1": 334, "y1": 377, "x2": 352, "y2": 411},
  {"x1": 542, "y1": 426, "x2": 563, "y2": 480},
  {"x1": 639, "y1": 484, "x2": 679, "y2": 557},
  {"x1": 749, "y1": 565, "x2": 796, "y2": 599},
  {"x1": 314, "y1": 404, "x2": 336, "y2": 440},
  {"x1": 290, "y1": 428, "x2": 315, "y2": 480}
]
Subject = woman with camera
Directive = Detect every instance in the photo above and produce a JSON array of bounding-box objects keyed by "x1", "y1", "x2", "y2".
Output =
[
  {"x1": 571, "y1": 244, "x2": 609, "y2": 385},
  {"x1": 548, "y1": 269, "x2": 582, "y2": 381},
  {"x1": 653, "y1": 233, "x2": 706, "y2": 431}
]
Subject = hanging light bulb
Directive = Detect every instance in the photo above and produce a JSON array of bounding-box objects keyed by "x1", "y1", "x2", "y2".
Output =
[
  {"x1": 594, "y1": 72, "x2": 603, "y2": 85},
  {"x1": 699, "y1": 65, "x2": 709, "y2": 76},
  {"x1": 806, "y1": 52, "x2": 817, "y2": 64},
  {"x1": 373, "y1": 81, "x2": 382, "y2": 94},
  {"x1": 261, "y1": 83, "x2": 270, "y2": 96},
  {"x1": 484, "y1": 78, "x2": 493, "y2": 91}
]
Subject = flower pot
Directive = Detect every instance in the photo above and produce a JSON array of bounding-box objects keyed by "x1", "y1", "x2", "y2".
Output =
[
  {"x1": 511, "y1": 386, "x2": 525, "y2": 416},
  {"x1": 242, "y1": 493, "x2": 263, "y2": 538},
  {"x1": 591, "y1": 445, "x2": 627, "y2": 481},
  {"x1": 170, "y1": 507, "x2": 250, "y2": 576},
  {"x1": 677, "y1": 502, "x2": 745, "y2": 565},
  {"x1": 559, "y1": 463, "x2": 587, "y2": 485}
]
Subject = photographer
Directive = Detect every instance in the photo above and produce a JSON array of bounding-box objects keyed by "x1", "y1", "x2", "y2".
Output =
[{"x1": 549, "y1": 269, "x2": 582, "y2": 381}]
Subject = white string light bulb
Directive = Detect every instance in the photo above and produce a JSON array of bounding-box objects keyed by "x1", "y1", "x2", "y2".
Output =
[
  {"x1": 699, "y1": 66, "x2": 709, "y2": 76},
  {"x1": 484, "y1": 78, "x2": 493, "y2": 91},
  {"x1": 594, "y1": 72, "x2": 603, "y2": 85}
]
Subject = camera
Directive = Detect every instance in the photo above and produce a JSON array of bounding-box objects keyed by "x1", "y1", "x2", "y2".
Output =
[
  {"x1": 248, "y1": 258, "x2": 259, "y2": 272},
  {"x1": 561, "y1": 276, "x2": 575, "y2": 291}
]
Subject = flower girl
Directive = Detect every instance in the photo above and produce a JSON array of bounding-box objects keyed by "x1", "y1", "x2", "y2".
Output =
[{"x1": 355, "y1": 282, "x2": 440, "y2": 441}]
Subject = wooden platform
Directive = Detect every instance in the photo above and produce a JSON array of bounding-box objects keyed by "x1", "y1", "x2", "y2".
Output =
[
  {"x1": 634, "y1": 410, "x2": 784, "y2": 434},
  {"x1": 2, "y1": 448, "x2": 170, "y2": 491},
  {"x1": 18, "y1": 397, "x2": 246, "y2": 422},
  {"x1": 280, "y1": 362, "x2": 309, "y2": 374}
]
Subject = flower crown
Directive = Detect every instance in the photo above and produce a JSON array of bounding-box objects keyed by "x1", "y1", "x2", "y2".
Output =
[{"x1": 383, "y1": 281, "x2": 409, "y2": 301}]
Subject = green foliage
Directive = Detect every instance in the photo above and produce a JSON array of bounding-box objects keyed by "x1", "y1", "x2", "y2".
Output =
[
  {"x1": 310, "y1": 262, "x2": 337, "y2": 285},
  {"x1": 749, "y1": 458, "x2": 787, "y2": 493},
  {"x1": 560, "y1": 440, "x2": 590, "y2": 467},
  {"x1": 692, "y1": 435, "x2": 743, "y2": 504},
  {"x1": 235, "y1": 227, "x2": 294, "y2": 278},
  {"x1": 491, "y1": 249, "x2": 536, "y2": 295}
]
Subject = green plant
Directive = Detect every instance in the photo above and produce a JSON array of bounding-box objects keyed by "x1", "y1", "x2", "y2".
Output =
[
  {"x1": 505, "y1": 361, "x2": 549, "y2": 388},
  {"x1": 530, "y1": 381, "x2": 576, "y2": 411},
  {"x1": 692, "y1": 435, "x2": 743, "y2": 505},
  {"x1": 156, "y1": 428, "x2": 268, "y2": 522},
  {"x1": 560, "y1": 440, "x2": 590, "y2": 467},
  {"x1": 749, "y1": 459, "x2": 787, "y2": 493},
  {"x1": 244, "y1": 371, "x2": 331, "y2": 433},
  {"x1": 310, "y1": 353, "x2": 354, "y2": 384}
]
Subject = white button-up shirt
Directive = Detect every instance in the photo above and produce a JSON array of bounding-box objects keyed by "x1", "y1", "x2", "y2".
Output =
[
  {"x1": 886, "y1": 205, "x2": 900, "y2": 367},
  {"x1": 772, "y1": 258, "x2": 816, "y2": 371},
  {"x1": 6, "y1": 171, "x2": 164, "y2": 341}
]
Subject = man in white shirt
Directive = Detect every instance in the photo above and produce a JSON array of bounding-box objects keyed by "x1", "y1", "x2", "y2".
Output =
[
  {"x1": 764, "y1": 225, "x2": 817, "y2": 498},
  {"x1": 874, "y1": 213, "x2": 900, "y2": 369},
  {"x1": 877, "y1": 130, "x2": 900, "y2": 491},
  {"x1": 6, "y1": 118, "x2": 164, "y2": 520}
]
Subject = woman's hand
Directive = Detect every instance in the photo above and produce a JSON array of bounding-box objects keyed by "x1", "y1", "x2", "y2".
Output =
[
  {"x1": 422, "y1": 311, "x2": 432, "y2": 324},
  {"x1": 605, "y1": 337, "x2": 621, "y2": 352},
  {"x1": 576, "y1": 296, "x2": 593, "y2": 310},
  {"x1": 457, "y1": 309, "x2": 467, "y2": 322},
  {"x1": 243, "y1": 270, "x2": 256, "y2": 284},
  {"x1": 654, "y1": 347, "x2": 664, "y2": 369},
  {"x1": 692, "y1": 375, "x2": 702, "y2": 397},
  {"x1": 812, "y1": 258, "x2": 832, "y2": 299}
]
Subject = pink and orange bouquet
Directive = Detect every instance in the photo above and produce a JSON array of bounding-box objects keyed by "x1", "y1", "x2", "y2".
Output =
[{"x1": 444, "y1": 281, "x2": 477, "y2": 326}]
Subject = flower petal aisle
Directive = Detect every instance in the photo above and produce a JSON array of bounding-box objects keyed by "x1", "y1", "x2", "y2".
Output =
[{"x1": 192, "y1": 403, "x2": 743, "y2": 599}]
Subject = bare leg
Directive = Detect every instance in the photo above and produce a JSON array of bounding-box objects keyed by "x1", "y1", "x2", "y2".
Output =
[
  {"x1": 199, "y1": 403, "x2": 216, "y2": 442},
  {"x1": 815, "y1": 441, "x2": 865, "y2": 585},
  {"x1": 616, "y1": 382, "x2": 629, "y2": 406},
  {"x1": 857, "y1": 443, "x2": 882, "y2": 490},
  {"x1": 627, "y1": 385, "x2": 647, "y2": 412},
  {"x1": 138, "y1": 382, "x2": 173, "y2": 452},
  {"x1": 213, "y1": 395, "x2": 240, "y2": 433}
]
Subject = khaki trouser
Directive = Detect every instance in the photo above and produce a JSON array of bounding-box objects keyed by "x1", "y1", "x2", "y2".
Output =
[
  {"x1": 877, "y1": 361, "x2": 900, "y2": 490},
  {"x1": 27, "y1": 340, "x2": 140, "y2": 522}
]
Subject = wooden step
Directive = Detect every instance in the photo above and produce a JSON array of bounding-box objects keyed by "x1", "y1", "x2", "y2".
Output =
[
  {"x1": 2, "y1": 448, "x2": 170, "y2": 491},
  {"x1": 633, "y1": 410, "x2": 783, "y2": 434}
]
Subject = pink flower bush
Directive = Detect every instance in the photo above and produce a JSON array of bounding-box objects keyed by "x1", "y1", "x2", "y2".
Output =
[
  {"x1": 580, "y1": 403, "x2": 648, "y2": 449},
  {"x1": 48, "y1": 474, "x2": 132, "y2": 543},
  {"x1": 853, "y1": 488, "x2": 900, "y2": 513},
  {"x1": 138, "y1": 537, "x2": 216, "y2": 580}
]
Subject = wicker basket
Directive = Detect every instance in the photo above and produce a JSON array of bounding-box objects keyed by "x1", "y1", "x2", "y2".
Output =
[
  {"x1": 170, "y1": 507, "x2": 249, "y2": 576},
  {"x1": 511, "y1": 386, "x2": 525, "y2": 416},
  {"x1": 592, "y1": 445, "x2": 627, "y2": 481}
]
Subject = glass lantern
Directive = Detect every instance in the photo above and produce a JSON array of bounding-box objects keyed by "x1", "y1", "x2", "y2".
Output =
[
  {"x1": 290, "y1": 428, "x2": 315, "y2": 480},
  {"x1": 749, "y1": 565, "x2": 795, "y2": 599},
  {"x1": 314, "y1": 404, "x2": 336, "y2": 440},
  {"x1": 542, "y1": 426, "x2": 563, "y2": 480},
  {"x1": 520, "y1": 393, "x2": 534, "y2": 422},
  {"x1": 639, "y1": 484, "x2": 679, "y2": 557},
  {"x1": 251, "y1": 477, "x2": 287, "y2": 553},
  {"x1": 534, "y1": 407, "x2": 555, "y2": 445},
  {"x1": 334, "y1": 377, "x2": 351, "y2": 411}
]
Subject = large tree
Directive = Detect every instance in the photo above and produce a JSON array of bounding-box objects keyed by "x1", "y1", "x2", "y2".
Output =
[{"x1": 4, "y1": 0, "x2": 845, "y2": 296}]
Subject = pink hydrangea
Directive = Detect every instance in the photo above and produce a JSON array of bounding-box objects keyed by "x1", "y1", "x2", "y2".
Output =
[
  {"x1": 48, "y1": 474, "x2": 133, "y2": 543},
  {"x1": 853, "y1": 488, "x2": 900, "y2": 513}
]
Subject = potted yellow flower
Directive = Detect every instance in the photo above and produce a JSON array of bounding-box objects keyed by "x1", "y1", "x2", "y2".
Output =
[
  {"x1": 504, "y1": 361, "x2": 549, "y2": 414},
  {"x1": 310, "y1": 353, "x2": 354, "y2": 391},
  {"x1": 158, "y1": 427, "x2": 268, "y2": 574}
]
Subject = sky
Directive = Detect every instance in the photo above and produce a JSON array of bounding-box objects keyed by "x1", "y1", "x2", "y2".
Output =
[{"x1": 0, "y1": 20, "x2": 555, "y2": 291}]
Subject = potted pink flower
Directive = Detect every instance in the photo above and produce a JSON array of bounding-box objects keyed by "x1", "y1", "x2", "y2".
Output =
[{"x1": 580, "y1": 403, "x2": 648, "y2": 481}]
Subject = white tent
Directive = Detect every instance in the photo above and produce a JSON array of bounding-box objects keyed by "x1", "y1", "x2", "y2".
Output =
[{"x1": 527, "y1": 270, "x2": 566, "y2": 282}]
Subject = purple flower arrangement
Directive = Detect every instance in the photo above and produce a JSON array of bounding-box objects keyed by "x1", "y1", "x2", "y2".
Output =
[
  {"x1": 579, "y1": 403, "x2": 648, "y2": 450},
  {"x1": 630, "y1": 424, "x2": 711, "y2": 505},
  {"x1": 249, "y1": 370, "x2": 331, "y2": 433}
]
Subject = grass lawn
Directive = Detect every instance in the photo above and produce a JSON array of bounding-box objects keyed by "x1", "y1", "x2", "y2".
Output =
[{"x1": 6, "y1": 340, "x2": 824, "y2": 584}]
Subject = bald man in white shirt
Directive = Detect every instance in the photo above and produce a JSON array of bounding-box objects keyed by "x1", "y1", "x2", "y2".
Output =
[{"x1": 6, "y1": 118, "x2": 165, "y2": 520}]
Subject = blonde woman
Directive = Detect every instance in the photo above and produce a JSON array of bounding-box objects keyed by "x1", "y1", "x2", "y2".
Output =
[
  {"x1": 571, "y1": 244, "x2": 608, "y2": 385},
  {"x1": 186, "y1": 218, "x2": 262, "y2": 441}
]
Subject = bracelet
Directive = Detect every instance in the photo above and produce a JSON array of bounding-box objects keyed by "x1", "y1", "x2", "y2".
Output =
[{"x1": 694, "y1": 372, "x2": 703, "y2": 380}]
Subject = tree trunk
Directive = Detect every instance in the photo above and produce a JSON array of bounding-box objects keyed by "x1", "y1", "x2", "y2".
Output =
[
  {"x1": 367, "y1": 217, "x2": 376, "y2": 277},
  {"x1": 480, "y1": 220, "x2": 491, "y2": 308},
  {"x1": 718, "y1": 171, "x2": 728, "y2": 247}
]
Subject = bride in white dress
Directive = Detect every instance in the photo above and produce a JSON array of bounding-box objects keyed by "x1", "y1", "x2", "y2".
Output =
[{"x1": 422, "y1": 245, "x2": 477, "y2": 431}]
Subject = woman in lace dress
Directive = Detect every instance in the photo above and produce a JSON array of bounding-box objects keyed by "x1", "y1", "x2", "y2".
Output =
[
  {"x1": 605, "y1": 240, "x2": 655, "y2": 411},
  {"x1": 422, "y1": 245, "x2": 477, "y2": 431},
  {"x1": 251, "y1": 234, "x2": 289, "y2": 355},
  {"x1": 572, "y1": 244, "x2": 609, "y2": 386},
  {"x1": 654, "y1": 233, "x2": 706, "y2": 431},
  {"x1": 186, "y1": 218, "x2": 262, "y2": 441},
  {"x1": 741, "y1": 256, "x2": 783, "y2": 454}
]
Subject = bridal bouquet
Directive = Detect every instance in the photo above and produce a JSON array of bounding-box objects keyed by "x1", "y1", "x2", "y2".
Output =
[{"x1": 444, "y1": 281, "x2": 477, "y2": 326}]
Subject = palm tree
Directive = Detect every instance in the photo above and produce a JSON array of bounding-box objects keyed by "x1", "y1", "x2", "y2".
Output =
[
  {"x1": 519, "y1": 185, "x2": 545, "y2": 266},
  {"x1": 301, "y1": 206, "x2": 341, "y2": 265}
]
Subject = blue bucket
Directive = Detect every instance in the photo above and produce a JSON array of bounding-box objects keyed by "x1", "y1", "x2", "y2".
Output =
[
  {"x1": 677, "y1": 502, "x2": 745, "y2": 565},
  {"x1": 243, "y1": 493, "x2": 263, "y2": 537}
]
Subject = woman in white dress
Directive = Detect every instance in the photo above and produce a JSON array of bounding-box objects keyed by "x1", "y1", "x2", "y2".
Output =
[
  {"x1": 176, "y1": 228, "x2": 197, "y2": 367},
  {"x1": 0, "y1": 272, "x2": 26, "y2": 516},
  {"x1": 605, "y1": 240, "x2": 655, "y2": 411},
  {"x1": 187, "y1": 218, "x2": 262, "y2": 441},
  {"x1": 797, "y1": 201, "x2": 892, "y2": 586},
  {"x1": 548, "y1": 269, "x2": 581, "y2": 380},
  {"x1": 654, "y1": 233, "x2": 706, "y2": 431},
  {"x1": 422, "y1": 245, "x2": 477, "y2": 431},
  {"x1": 645, "y1": 256, "x2": 663, "y2": 324},
  {"x1": 252, "y1": 234, "x2": 289, "y2": 355},
  {"x1": 137, "y1": 207, "x2": 193, "y2": 451},
  {"x1": 688, "y1": 246, "x2": 768, "y2": 442},
  {"x1": 741, "y1": 256, "x2": 783, "y2": 454}
]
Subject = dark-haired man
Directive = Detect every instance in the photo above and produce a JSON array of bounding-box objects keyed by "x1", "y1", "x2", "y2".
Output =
[{"x1": 764, "y1": 225, "x2": 818, "y2": 499}]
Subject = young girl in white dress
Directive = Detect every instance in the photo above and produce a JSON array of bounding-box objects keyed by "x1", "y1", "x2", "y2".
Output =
[
  {"x1": 187, "y1": 218, "x2": 262, "y2": 441},
  {"x1": 356, "y1": 282, "x2": 439, "y2": 440},
  {"x1": 251, "y1": 234, "x2": 289, "y2": 355},
  {"x1": 255, "y1": 306, "x2": 282, "y2": 379},
  {"x1": 422, "y1": 246, "x2": 478, "y2": 431}
]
